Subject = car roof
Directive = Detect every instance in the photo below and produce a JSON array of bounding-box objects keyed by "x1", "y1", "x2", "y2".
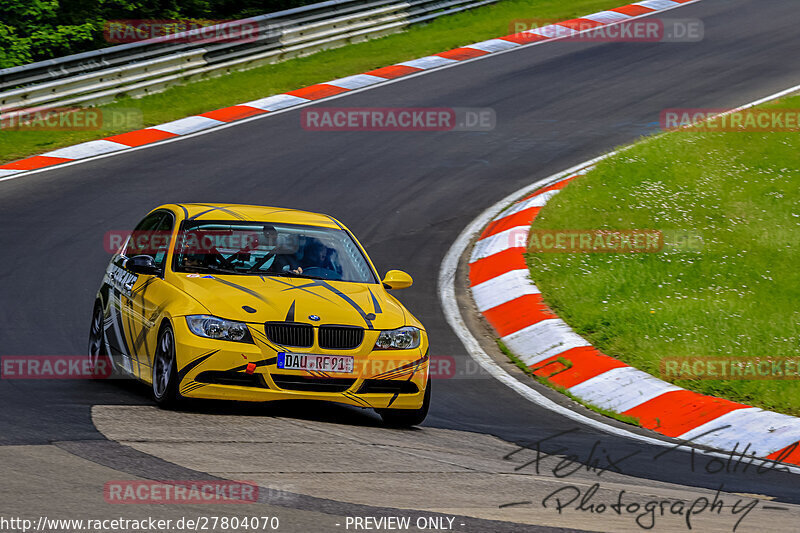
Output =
[{"x1": 163, "y1": 203, "x2": 342, "y2": 228}]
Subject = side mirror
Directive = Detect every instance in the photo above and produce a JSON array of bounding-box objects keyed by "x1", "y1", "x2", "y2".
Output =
[
  {"x1": 125, "y1": 255, "x2": 161, "y2": 276},
  {"x1": 382, "y1": 270, "x2": 413, "y2": 290}
]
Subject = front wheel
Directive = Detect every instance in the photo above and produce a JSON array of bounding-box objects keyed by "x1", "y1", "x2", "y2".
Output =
[
  {"x1": 152, "y1": 324, "x2": 181, "y2": 408},
  {"x1": 88, "y1": 301, "x2": 115, "y2": 378},
  {"x1": 377, "y1": 378, "x2": 431, "y2": 427}
]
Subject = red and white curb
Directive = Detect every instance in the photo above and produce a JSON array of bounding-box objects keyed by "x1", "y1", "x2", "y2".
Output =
[
  {"x1": 468, "y1": 166, "x2": 800, "y2": 466},
  {"x1": 0, "y1": 0, "x2": 698, "y2": 180}
]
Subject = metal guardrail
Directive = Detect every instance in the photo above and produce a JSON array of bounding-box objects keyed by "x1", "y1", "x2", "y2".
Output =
[{"x1": 0, "y1": 0, "x2": 497, "y2": 116}]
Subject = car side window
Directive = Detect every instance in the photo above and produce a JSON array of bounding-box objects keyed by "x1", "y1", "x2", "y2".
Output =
[
  {"x1": 124, "y1": 211, "x2": 174, "y2": 269},
  {"x1": 151, "y1": 213, "x2": 175, "y2": 269}
]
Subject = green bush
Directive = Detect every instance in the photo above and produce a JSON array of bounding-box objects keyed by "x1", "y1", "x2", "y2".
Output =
[{"x1": 0, "y1": 0, "x2": 321, "y2": 69}]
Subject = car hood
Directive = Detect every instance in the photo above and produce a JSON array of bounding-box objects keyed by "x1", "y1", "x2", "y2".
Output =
[{"x1": 171, "y1": 273, "x2": 409, "y2": 329}]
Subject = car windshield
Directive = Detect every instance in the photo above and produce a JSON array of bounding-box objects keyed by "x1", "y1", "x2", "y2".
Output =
[{"x1": 172, "y1": 221, "x2": 377, "y2": 283}]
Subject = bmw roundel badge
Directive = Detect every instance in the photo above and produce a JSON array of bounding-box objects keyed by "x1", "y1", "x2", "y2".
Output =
[{"x1": 308, "y1": 314, "x2": 321, "y2": 321}]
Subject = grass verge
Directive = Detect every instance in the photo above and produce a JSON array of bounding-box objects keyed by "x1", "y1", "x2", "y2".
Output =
[
  {"x1": 527, "y1": 93, "x2": 800, "y2": 416},
  {"x1": 0, "y1": 0, "x2": 624, "y2": 164}
]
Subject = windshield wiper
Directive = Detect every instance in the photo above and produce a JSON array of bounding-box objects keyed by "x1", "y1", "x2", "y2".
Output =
[{"x1": 183, "y1": 265, "x2": 241, "y2": 275}]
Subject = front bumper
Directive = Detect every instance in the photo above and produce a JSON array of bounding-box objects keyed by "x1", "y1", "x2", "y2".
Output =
[{"x1": 171, "y1": 319, "x2": 429, "y2": 410}]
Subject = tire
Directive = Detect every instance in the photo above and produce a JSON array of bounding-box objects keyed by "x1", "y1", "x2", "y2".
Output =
[
  {"x1": 88, "y1": 301, "x2": 115, "y2": 379},
  {"x1": 152, "y1": 323, "x2": 181, "y2": 408},
  {"x1": 378, "y1": 378, "x2": 431, "y2": 427}
]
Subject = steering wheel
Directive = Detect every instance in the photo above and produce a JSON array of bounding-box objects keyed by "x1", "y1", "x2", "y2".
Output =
[{"x1": 302, "y1": 266, "x2": 341, "y2": 280}]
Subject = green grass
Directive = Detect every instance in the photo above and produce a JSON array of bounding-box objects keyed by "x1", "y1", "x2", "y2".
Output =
[
  {"x1": 0, "y1": 0, "x2": 623, "y2": 163},
  {"x1": 527, "y1": 93, "x2": 800, "y2": 416}
]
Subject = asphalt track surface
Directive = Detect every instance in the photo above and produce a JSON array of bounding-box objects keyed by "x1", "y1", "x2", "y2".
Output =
[{"x1": 2, "y1": 0, "x2": 800, "y2": 529}]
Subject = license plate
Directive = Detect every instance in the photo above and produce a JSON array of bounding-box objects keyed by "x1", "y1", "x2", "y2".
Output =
[{"x1": 277, "y1": 352, "x2": 354, "y2": 373}]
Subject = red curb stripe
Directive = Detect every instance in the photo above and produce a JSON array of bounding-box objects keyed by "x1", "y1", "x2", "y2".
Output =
[
  {"x1": 199, "y1": 105, "x2": 267, "y2": 122},
  {"x1": 533, "y1": 346, "x2": 628, "y2": 389},
  {"x1": 105, "y1": 128, "x2": 179, "y2": 147},
  {"x1": 364, "y1": 65, "x2": 423, "y2": 79},
  {"x1": 499, "y1": 33, "x2": 550, "y2": 45},
  {"x1": 0, "y1": 2, "x2": 693, "y2": 176},
  {"x1": 480, "y1": 207, "x2": 541, "y2": 239},
  {"x1": 0, "y1": 155, "x2": 74, "y2": 171},
  {"x1": 557, "y1": 18, "x2": 606, "y2": 30},
  {"x1": 469, "y1": 248, "x2": 528, "y2": 286},
  {"x1": 520, "y1": 174, "x2": 578, "y2": 201},
  {"x1": 612, "y1": 4, "x2": 656, "y2": 16},
  {"x1": 436, "y1": 47, "x2": 489, "y2": 61},
  {"x1": 285, "y1": 84, "x2": 351, "y2": 100},
  {"x1": 482, "y1": 293, "x2": 557, "y2": 337},
  {"x1": 622, "y1": 390, "x2": 749, "y2": 438},
  {"x1": 767, "y1": 442, "x2": 800, "y2": 466}
]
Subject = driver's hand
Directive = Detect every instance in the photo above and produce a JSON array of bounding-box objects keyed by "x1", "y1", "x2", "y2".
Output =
[{"x1": 291, "y1": 267, "x2": 303, "y2": 274}]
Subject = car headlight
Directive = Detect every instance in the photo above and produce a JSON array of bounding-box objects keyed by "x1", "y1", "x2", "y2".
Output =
[
  {"x1": 186, "y1": 315, "x2": 253, "y2": 343},
  {"x1": 374, "y1": 327, "x2": 421, "y2": 350}
]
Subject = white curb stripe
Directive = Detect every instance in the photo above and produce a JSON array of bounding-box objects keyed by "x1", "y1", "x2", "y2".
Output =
[
  {"x1": 42, "y1": 140, "x2": 129, "y2": 159},
  {"x1": 582, "y1": 11, "x2": 634, "y2": 23},
  {"x1": 568, "y1": 366, "x2": 682, "y2": 414},
  {"x1": 501, "y1": 189, "x2": 561, "y2": 218},
  {"x1": 472, "y1": 269, "x2": 540, "y2": 312},
  {"x1": 466, "y1": 39, "x2": 521, "y2": 52},
  {"x1": 527, "y1": 25, "x2": 578, "y2": 39},
  {"x1": 502, "y1": 318, "x2": 592, "y2": 366},
  {"x1": 2, "y1": 2, "x2": 702, "y2": 182},
  {"x1": 243, "y1": 94, "x2": 310, "y2": 111},
  {"x1": 470, "y1": 226, "x2": 529, "y2": 262},
  {"x1": 635, "y1": 0, "x2": 679, "y2": 10},
  {"x1": 0, "y1": 169, "x2": 24, "y2": 177},
  {"x1": 151, "y1": 116, "x2": 224, "y2": 135},
  {"x1": 678, "y1": 408, "x2": 800, "y2": 456},
  {"x1": 327, "y1": 74, "x2": 387, "y2": 89},
  {"x1": 397, "y1": 56, "x2": 459, "y2": 69}
]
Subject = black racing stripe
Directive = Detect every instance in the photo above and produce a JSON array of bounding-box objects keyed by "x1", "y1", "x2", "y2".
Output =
[
  {"x1": 344, "y1": 391, "x2": 371, "y2": 407},
  {"x1": 386, "y1": 356, "x2": 424, "y2": 407},
  {"x1": 386, "y1": 392, "x2": 401, "y2": 408},
  {"x1": 190, "y1": 205, "x2": 248, "y2": 221},
  {"x1": 177, "y1": 350, "x2": 218, "y2": 382},
  {"x1": 271, "y1": 277, "x2": 335, "y2": 303},
  {"x1": 248, "y1": 326, "x2": 286, "y2": 353},
  {"x1": 314, "y1": 280, "x2": 373, "y2": 328},
  {"x1": 180, "y1": 382, "x2": 205, "y2": 394},
  {"x1": 210, "y1": 277, "x2": 272, "y2": 305},
  {"x1": 372, "y1": 354, "x2": 429, "y2": 380},
  {"x1": 114, "y1": 296, "x2": 136, "y2": 368},
  {"x1": 129, "y1": 277, "x2": 157, "y2": 298},
  {"x1": 285, "y1": 300, "x2": 295, "y2": 322},
  {"x1": 373, "y1": 368, "x2": 415, "y2": 381},
  {"x1": 369, "y1": 288, "x2": 382, "y2": 314}
]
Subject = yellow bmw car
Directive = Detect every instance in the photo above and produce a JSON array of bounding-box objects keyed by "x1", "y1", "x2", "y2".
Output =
[{"x1": 89, "y1": 204, "x2": 430, "y2": 425}]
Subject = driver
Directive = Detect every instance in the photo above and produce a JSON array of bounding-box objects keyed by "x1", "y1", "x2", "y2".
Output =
[{"x1": 288, "y1": 238, "x2": 329, "y2": 275}]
